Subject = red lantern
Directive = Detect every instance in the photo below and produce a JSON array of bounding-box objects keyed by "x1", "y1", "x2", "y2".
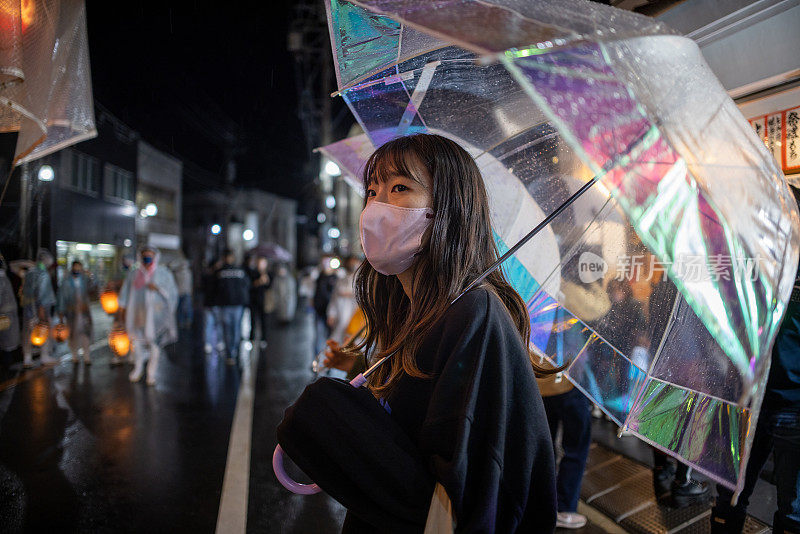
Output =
[
  {"x1": 30, "y1": 322, "x2": 49, "y2": 347},
  {"x1": 100, "y1": 290, "x2": 119, "y2": 315},
  {"x1": 53, "y1": 322, "x2": 70, "y2": 343},
  {"x1": 109, "y1": 328, "x2": 130, "y2": 357}
]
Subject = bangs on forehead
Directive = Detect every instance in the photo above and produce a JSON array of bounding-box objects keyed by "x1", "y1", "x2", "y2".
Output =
[{"x1": 363, "y1": 141, "x2": 426, "y2": 187}]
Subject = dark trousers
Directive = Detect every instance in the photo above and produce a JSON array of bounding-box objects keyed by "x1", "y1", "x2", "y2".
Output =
[
  {"x1": 543, "y1": 387, "x2": 592, "y2": 512},
  {"x1": 713, "y1": 406, "x2": 800, "y2": 533},
  {"x1": 249, "y1": 303, "x2": 268, "y2": 341}
]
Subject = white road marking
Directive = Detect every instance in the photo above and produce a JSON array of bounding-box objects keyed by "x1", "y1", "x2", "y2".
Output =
[{"x1": 216, "y1": 348, "x2": 259, "y2": 534}]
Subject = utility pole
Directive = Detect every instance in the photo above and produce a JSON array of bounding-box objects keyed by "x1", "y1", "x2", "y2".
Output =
[{"x1": 19, "y1": 162, "x2": 31, "y2": 259}]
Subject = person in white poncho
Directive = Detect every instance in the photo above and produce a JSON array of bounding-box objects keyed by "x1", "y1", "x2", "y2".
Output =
[{"x1": 118, "y1": 247, "x2": 178, "y2": 385}]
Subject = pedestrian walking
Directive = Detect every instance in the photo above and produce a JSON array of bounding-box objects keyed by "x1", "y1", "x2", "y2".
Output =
[
  {"x1": 272, "y1": 264, "x2": 297, "y2": 324},
  {"x1": 0, "y1": 253, "x2": 20, "y2": 361},
  {"x1": 214, "y1": 249, "x2": 250, "y2": 364},
  {"x1": 326, "y1": 256, "x2": 359, "y2": 344},
  {"x1": 171, "y1": 257, "x2": 193, "y2": 329},
  {"x1": 312, "y1": 256, "x2": 337, "y2": 358},
  {"x1": 118, "y1": 247, "x2": 178, "y2": 385},
  {"x1": 21, "y1": 249, "x2": 56, "y2": 368},
  {"x1": 247, "y1": 255, "x2": 270, "y2": 347},
  {"x1": 57, "y1": 260, "x2": 93, "y2": 364},
  {"x1": 710, "y1": 189, "x2": 800, "y2": 533}
]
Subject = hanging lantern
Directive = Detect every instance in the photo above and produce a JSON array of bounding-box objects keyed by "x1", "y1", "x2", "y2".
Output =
[
  {"x1": 53, "y1": 322, "x2": 70, "y2": 343},
  {"x1": 30, "y1": 322, "x2": 49, "y2": 347},
  {"x1": 108, "y1": 327, "x2": 130, "y2": 357},
  {"x1": 100, "y1": 290, "x2": 119, "y2": 314}
]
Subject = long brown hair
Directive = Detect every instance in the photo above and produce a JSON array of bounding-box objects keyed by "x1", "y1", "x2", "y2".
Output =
[{"x1": 351, "y1": 133, "x2": 555, "y2": 397}]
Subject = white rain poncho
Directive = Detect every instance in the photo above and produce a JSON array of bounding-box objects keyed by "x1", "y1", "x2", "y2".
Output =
[
  {"x1": 0, "y1": 266, "x2": 20, "y2": 352},
  {"x1": 119, "y1": 249, "x2": 178, "y2": 347},
  {"x1": 57, "y1": 273, "x2": 93, "y2": 340},
  {"x1": 21, "y1": 264, "x2": 55, "y2": 321}
]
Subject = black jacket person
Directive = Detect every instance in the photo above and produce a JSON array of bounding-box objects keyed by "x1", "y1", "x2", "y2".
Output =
[{"x1": 278, "y1": 134, "x2": 557, "y2": 533}]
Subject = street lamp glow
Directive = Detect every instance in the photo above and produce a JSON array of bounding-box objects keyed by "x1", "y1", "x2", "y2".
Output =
[
  {"x1": 211, "y1": 224, "x2": 222, "y2": 235},
  {"x1": 144, "y1": 203, "x2": 158, "y2": 217},
  {"x1": 324, "y1": 161, "x2": 341, "y2": 177},
  {"x1": 243, "y1": 229, "x2": 255, "y2": 241},
  {"x1": 328, "y1": 227, "x2": 341, "y2": 239},
  {"x1": 37, "y1": 164, "x2": 54, "y2": 182},
  {"x1": 329, "y1": 257, "x2": 341, "y2": 269},
  {"x1": 124, "y1": 239, "x2": 132, "y2": 247},
  {"x1": 316, "y1": 213, "x2": 326, "y2": 223},
  {"x1": 325, "y1": 195, "x2": 336, "y2": 209}
]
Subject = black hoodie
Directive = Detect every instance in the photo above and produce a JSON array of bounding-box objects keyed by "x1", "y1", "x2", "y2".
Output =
[{"x1": 278, "y1": 288, "x2": 557, "y2": 533}]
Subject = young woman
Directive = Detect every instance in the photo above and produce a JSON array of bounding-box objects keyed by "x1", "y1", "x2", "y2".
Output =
[{"x1": 280, "y1": 134, "x2": 557, "y2": 533}]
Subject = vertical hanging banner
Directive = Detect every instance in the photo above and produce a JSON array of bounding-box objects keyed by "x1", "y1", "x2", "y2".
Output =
[
  {"x1": 750, "y1": 105, "x2": 800, "y2": 174},
  {"x1": 786, "y1": 106, "x2": 800, "y2": 172}
]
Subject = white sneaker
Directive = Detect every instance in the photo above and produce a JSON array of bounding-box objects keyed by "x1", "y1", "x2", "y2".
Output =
[
  {"x1": 129, "y1": 370, "x2": 143, "y2": 382},
  {"x1": 556, "y1": 512, "x2": 587, "y2": 529}
]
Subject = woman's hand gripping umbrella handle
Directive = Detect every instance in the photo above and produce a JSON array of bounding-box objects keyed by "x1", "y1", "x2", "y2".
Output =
[{"x1": 272, "y1": 327, "x2": 373, "y2": 494}]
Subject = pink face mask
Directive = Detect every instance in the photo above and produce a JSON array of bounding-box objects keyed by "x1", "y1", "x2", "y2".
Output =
[{"x1": 359, "y1": 201, "x2": 434, "y2": 275}]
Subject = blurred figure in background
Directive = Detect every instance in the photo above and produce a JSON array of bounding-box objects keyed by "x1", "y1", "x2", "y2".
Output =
[
  {"x1": 58, "y1": 260, "x2": 93, "y2": 364},
  {"x1": 297, "y1": 265, "x2": 318, "y2": 314},
  {"x1": 214, "y1": 249, "x2": 250, "y2": 364},
  {"x1": 312, "y1": 256, "x2": 337, "y2": 358},
  {"x1": 271, "y1": 264, "x2": 297, "y2": 325},
  {"x1": 711, "y1": 207, "x2": 800, "y2": 532},
  {"x1": 201, "y1": 258, "x2": 222, "y2": 354},
  {"x1": 21, "y1": 249, "x2": 56, "y2": 368},
  {"x1": 109, "y1": 254, "x2": 134, "y2": 366},
  {"x1": 0, "y1": 253, "x2": 20, "y2": 366},
  {"x1": 247, "y1": 255, "x2": 270, "y2": 348},
  {"x1": 171, "y1": 257, "x2": 193, "y2": 330},
  {"x1": 327, "y1": 256, "x2": 360, "y2": 344},
  {"x1": 119, "y1": 247, "x2": 178, "y2": 385}
]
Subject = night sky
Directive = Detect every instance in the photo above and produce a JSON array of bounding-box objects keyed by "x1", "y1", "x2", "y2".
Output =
[{"x1": 85, "y1": 1, "x2": 339, "y2": 200}]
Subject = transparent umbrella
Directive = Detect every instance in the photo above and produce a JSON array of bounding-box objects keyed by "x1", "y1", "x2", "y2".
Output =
[
  {"x1": 309, "y1": 0, "x2": 800, "y2": 496},
  {"x1": 0, "y1": 0, "x2": 95, "y2": 166}
]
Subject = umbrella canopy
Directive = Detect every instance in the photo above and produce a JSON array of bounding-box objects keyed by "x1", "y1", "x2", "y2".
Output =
[
  {"x1": 247, "y1": 242, "x2": 292, "y2": 263},
  {"x1": 321, "y1": 0, "x2": 800, "y2": 493},
  {"x1": 0, "y1": 0, "x2": 96, "y2": 165}
]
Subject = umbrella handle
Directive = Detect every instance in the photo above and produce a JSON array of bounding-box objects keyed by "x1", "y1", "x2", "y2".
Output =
[{"x1": 272, "y1": 445, "x2": 321, "y2": 495}]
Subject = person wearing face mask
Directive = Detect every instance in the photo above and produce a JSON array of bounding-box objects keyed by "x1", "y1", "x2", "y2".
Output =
[
  {"x1": 21, "y1": 249, "x2": 57, "y2": 368},
  {"x1": 118, "y1": 247, "x2": 178, "y2": 385},
  {"x1": 58, "y1": 260, "x2": 93, "y2": 364},
  {"x1": 279, "y1": 134, "x2": 558, "y2": 533}
]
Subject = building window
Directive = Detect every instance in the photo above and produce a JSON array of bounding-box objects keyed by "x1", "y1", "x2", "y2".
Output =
[
  {"x1": 136, "y1": 183, "x2": 177, "y2": 222},
  {"x1": 70, "y1": 151, "x2": 101, "y2": 194},
  {"x1": 104, "y1": 164, "x2": 134, "y2": 202}
]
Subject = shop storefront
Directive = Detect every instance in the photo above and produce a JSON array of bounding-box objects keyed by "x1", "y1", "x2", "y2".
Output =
[
  {"x1": 55, "y1": 240, "x2": 130, "y2": 298},
  {"x1": 739, "y1": 85, "x2": 800, "y2": 186}
]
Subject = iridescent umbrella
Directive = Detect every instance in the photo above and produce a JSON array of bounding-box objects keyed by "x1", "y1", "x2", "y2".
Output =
[{"x1": 307, "y1": 0, "x2": 800, "y2": 496}]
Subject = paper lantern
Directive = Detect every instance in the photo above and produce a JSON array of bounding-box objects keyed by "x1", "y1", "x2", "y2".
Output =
[
  {"x1": 108, "y1": 328, "x2": 130, "y2": 357},
  {"x1": 53, "y1": 322, "x2": 70, "y2": 343},
  {"x1": 100, "y1": 290, "x2": 119, "y2": 314},
  {"x1": 30, "y1": 322, "x2": 49, "y2": 346}
]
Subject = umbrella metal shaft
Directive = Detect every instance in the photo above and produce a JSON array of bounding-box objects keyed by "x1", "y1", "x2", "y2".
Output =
[{"x1": 356, "y1": 173, "x2": 601, "y2": 385}]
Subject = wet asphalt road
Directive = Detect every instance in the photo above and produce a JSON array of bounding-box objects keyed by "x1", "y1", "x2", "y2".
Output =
[{"x1": 0, "y1": 307, "x2": 345, "y2": 533}]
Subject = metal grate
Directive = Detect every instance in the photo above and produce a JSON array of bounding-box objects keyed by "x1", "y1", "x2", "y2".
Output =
[
  {"x1": 582, "y1": 457, "x2": 650, "y2": 502},
  {"x1": 620, "y1": 502, "x2": 710, "y2": 534},
  {"x1": 581, "y1": 445, "x2": 772, "y2": 534},
  {"x1": 585, "y1": 443, "x2": 621, "y2": 470},
  {"x1": 589, "y1": 470, "x2": 657, "y2": 522}
]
